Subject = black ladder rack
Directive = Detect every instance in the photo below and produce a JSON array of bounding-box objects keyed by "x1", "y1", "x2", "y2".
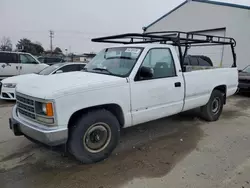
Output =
[{"x1": 91, "y1": 31, "x2": 237, "y2": 69}]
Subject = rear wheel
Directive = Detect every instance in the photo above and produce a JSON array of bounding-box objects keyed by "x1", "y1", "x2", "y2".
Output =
[
  {"x1": 68, "y1": 109, "x2": 120, "y2": 164},
  {"x1": 200, "y1": 90, "x2": 224, "y2": 121}
]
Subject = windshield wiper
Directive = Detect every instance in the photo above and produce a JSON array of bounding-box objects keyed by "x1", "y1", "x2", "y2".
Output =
[{"x1": 92, "y1": 68, "x2": 113, "y2": 75}]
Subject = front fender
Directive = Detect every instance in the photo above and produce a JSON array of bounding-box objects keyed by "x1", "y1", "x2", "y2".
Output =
[{"x1": 54, "y1": 85, "x2": 131, "y2": 128}]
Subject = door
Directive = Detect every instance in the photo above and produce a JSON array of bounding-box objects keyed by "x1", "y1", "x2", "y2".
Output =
[
  {"x1": 130, "y1": 48, "x2": 185, "y2": 125},
  {"x1": 19, "y1": 54, "x2": 41, "y2": 75},
  {"x1": 0, "y1": 52, "x2": 19, "y2": 79}
]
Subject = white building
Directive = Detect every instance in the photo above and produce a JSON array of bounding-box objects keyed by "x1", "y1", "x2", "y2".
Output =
[{"x1": 143, "y1": 0, "x2": 250, "y2": 69}]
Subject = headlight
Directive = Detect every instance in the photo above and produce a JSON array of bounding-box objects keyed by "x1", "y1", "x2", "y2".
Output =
[
  {"x1": 3, "y1": 83, "x2": 16, "y2": 88},
  {"x1": 42, "y1": 103, "x2": 47, "y2": 114},
  {"x1": 35, "y1": 101, "x2": 54, "y2": 117},
  {"x1": 35, "y1": 101, "x2": 55, "y2": 125}
]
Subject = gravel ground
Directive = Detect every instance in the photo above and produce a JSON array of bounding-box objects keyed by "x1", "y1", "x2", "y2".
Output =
[{"x1": 1, "y1": 95, "x2": 250, "y2": 188}]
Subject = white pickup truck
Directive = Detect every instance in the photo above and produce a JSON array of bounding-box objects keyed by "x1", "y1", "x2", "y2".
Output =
[{"x1": 9, "y1": 32, "x2": 238, "y2": 163}]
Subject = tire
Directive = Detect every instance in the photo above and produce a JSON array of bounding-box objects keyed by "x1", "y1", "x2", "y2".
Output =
[
  {"x1": 67, "y1": 109, "x2": 120, "y2": 164},
  {"x1": 200, "y1": 90, "x2": 224, "y2": 121}
]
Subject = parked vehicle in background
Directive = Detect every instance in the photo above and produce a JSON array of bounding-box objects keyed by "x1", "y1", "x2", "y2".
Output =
[
  {"x1": 9, "y1": 31, "x2": 238, "y2": 164},
  {"x1": 0, "y1": 62, "x2": 86, "y2": 100},
  {"x1": 184, "y1": 55, "x2": 213, "y2": 66},
  {"x1": 37, "y1": 56, "x2": 65, "y2": 65},
  {"x1": 184, "y1": 55, "x2": 214, "y2": 72},
  {"x1": 238, "y1": 65, "x2": 250, "y2": 92},
  {"x1": 0, "y1": 51, "x2": 48, "y2": 80}
]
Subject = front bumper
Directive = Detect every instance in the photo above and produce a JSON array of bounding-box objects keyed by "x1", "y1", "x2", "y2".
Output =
[{"x1": 10, "y1": 105, "x2": 68, "y2": 146}]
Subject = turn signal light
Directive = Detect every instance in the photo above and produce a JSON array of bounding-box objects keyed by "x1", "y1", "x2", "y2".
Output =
[{"x1": 46, "y1": 103, "x2": 54, "y2": 116}]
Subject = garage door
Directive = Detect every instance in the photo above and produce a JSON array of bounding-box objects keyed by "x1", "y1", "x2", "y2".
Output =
[{"x1": 187, "y1": 29, "x2": 226, "y2": 67}]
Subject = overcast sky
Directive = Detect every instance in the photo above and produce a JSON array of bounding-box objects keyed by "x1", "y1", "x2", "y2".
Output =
[{"x1": 0, "y1": 0, "x2": 249, "y2": 54}]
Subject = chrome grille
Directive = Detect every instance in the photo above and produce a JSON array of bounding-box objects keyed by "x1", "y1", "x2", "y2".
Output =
[
  {"x1": 16, "y1": 95, "x2": 34, "y2": 106},
  {"x1": 18, "y1": 108, "x2": 36, "y2": 119},
  {"x1": 16, "y1": 94, "x2": 35, "y2": 120},
  {"x1": 17, "y1": 102, "x2": 35, "y2": 113}
]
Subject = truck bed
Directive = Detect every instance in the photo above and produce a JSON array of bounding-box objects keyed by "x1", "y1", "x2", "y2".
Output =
[{"x1": 182, "y1": 67, "x2": 238, "y2": 112}]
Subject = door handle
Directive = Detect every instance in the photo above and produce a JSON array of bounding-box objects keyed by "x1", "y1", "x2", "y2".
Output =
[{"x1": 175, "y1": 82, "x2": 181, "y2": 87}]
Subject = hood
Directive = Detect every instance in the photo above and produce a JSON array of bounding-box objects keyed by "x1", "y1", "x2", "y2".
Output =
[
  {"x1": 1, "y1": 74, "x2": 40, "y2": 84},
  {"x1": 239, "y1": 72, "x2": 250, "y2": 80},
  {"x1": 16, "y1": 72, "x2": 127, "y2": 99}
]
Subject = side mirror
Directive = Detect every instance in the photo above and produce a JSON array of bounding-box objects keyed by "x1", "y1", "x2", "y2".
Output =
[
  {"x1": 238, "y1": 69, "x2": 243, "y2": 72},
  {"x1": 139, "y1": 66, "x2": 153, "y2": 79},
  {"x1": 55, "y1": 70, "x2": 63, "y2": 74}
]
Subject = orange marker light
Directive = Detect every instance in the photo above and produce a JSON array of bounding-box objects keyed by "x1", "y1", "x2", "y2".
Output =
[{"x1": 46, "y1": 103, "x2": 54, "y2": 116}]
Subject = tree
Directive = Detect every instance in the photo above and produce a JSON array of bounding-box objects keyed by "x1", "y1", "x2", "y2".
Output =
[
  {"x1": 34, "y1": 41, "x2": 42, "y2": 46},
  {"x1": 16, "y1": 38, "x2": 33, "y2": 52},
  {"x1": 54, "y1": 47, "x2": 62, "y2": 54},
  {"x1": 0, "y1": 37, "x2": 12, "y2": 51},
  {"x1": 33, "y1": 43, "x2": 44, "y2": 54},
  {"x1": 16, "y1": 38, "x2": 44, "y2": 55}
]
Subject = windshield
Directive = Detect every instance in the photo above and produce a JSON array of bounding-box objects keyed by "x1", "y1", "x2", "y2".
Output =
[
  {"x1": 243, "y1": 66, "x2": 250, "y2": 73},
  {"x1": 84, "y1": 47, "x2": 143, "y2": 77},
  {"x1": 38, "y1": 64, "x2": 61, "y2": 75}
]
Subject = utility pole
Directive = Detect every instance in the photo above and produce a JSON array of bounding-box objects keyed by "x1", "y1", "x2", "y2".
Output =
[{"x1": 49, "y1": 30, "x2": 54, "y2": 54}]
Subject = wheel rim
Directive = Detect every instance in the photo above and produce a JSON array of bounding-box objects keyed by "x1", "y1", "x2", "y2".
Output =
[
  {"x1": 212, "y1": 97, "x2": 220, "y2": 114},
  {"x1": 83, "y1": 122, "x2": 111, "y2": 153}
]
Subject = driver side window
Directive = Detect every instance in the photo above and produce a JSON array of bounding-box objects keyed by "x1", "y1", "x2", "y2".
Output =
[
  {"x1": 20, "y1": 54, "x2": 38, "y2": 64},
  {"x1": 137, "y1": 48, "x2": 176, "y2": 80}
]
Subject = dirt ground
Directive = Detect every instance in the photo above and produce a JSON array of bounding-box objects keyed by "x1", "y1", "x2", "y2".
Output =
[{"x1": 1, "y1": 95, "x2": 250, "y2": 188}]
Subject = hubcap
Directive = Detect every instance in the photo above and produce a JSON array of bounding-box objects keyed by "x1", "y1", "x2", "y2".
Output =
[
  {"x1": 212, "y1": 97, "x2": 220, "y2": 114},
  {"x1": 83, "y1": 123, "x2": 111, "y2": 153}
]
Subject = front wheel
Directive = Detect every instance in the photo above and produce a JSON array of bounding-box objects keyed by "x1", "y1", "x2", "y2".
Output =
[
  {"x1": 68, "y1": 109, "x2": 120, "y2": 164},
  {"x1": 200, "y1": 90, "x2": 224, "y2": 121}
]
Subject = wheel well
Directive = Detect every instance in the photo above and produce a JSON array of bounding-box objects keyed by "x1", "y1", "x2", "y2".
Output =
[
  {"x1": 68, "y1": 104, "x2": 125, "y2": 128},
  {"x1": 214, "y1": 85, "x2": 227, "y2": 104}
]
